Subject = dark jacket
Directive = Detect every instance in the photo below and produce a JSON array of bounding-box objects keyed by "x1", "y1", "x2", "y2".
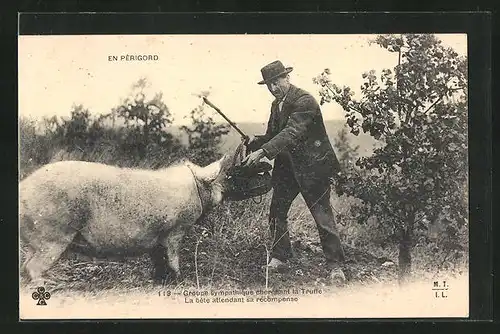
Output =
[{"x1": 249, "y1": 84, "x2": 341, "y2": 192}]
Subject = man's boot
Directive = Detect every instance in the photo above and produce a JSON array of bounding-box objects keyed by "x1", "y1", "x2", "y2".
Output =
[{"x1": 264, "y1": 258, "x2": 287, "y2": 272}]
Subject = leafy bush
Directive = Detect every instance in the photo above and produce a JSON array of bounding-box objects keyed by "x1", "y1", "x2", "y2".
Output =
[{"x1": 180, "y1": 93, "x2": 230, "y2": 166}]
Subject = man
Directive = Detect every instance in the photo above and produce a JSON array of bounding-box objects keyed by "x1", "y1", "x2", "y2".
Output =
[{"x1": 242, "y1": 60, "x2": 347, "y2": 284}]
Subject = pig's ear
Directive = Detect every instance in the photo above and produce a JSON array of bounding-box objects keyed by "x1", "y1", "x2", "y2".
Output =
[
  {"x1": 192, "y1": 157, "x2": 224, "y2": 184},
  {"x1": 194, "y1": 141, "x2": 246, "y2": 183}
]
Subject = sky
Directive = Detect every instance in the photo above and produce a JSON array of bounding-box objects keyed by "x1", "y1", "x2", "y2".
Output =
[{"x1": 18, "y1": 34, "x2": 467, "y2": 126}]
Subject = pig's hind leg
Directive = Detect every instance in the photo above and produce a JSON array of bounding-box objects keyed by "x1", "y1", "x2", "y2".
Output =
[{"x1": 21, "y1": 211, "x2": 79, "y2": 289}]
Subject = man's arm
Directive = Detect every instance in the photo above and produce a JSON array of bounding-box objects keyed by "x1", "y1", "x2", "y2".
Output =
[
  {"x1": 261, "y1": 95, "x2": 317, "y2": 159},
  {"x1": 246, "y1": 109, "x2": 274, "y2": 152}
]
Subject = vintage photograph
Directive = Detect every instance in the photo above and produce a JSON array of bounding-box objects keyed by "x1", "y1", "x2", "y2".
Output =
[{"x1": 18, "y1": 34, "x2": 469, "y2": 319}]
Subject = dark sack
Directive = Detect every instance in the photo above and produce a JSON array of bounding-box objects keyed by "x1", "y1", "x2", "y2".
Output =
[{"x1": 225, "y1": 161, "x2": 273, "y2": 201}]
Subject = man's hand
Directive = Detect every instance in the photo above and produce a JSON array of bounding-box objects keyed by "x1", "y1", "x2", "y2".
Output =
[
  {"x1": 242, "y1": 148, "x2": 266, "y2": 167},
  {"x1": 245, "y1": 135, "x2": 262, "y2": 153}
]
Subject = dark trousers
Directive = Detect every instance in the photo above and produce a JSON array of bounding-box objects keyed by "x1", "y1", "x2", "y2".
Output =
[{"x1": 269, "y1": 173, "x2": 346, "y2": 267}]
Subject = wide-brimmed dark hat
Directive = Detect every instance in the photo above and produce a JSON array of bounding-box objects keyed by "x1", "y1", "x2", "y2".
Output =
[{"x1": 258, "y1": 60, "x2": 293, "y2": 85}]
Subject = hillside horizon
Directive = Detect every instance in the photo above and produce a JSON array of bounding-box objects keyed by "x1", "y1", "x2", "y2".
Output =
[
  {"x1": 173, "y1": 119, "x2": 381, "y2": 158},
  {"x1": 20, "y1": 115, "x2": 380, "y2": 159}
]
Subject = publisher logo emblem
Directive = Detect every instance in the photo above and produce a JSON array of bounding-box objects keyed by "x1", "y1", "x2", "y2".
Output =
[{"x1": 32, "y1": 287, "x2": 51, "y2": 306}]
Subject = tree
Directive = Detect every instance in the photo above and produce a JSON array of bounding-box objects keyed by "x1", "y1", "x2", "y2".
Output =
[
  {"x1": 60, "y1": 105, "x2": 93, "y2": 149},
  {"x1": 181, "y1": 91, "x2": 230, "y2": 166},
  {"x1": 115, "y1": 78, "x2": 177, "y2": 158},
  {"x1": 313, "y1": 34, "x2": 468, "y2": 282}
]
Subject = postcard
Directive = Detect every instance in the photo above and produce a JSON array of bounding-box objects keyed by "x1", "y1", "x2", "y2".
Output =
[{"x1": 19, "y1": 33, "x2": 469, "y2": 319}]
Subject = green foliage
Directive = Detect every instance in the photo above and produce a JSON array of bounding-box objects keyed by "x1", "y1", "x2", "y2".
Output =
[
  {"x1": 180, "y1": 92, "x2": 230, "y2": 166},
  {"x1": 19, "y1": 117, "x2": 53, "y2": 179},
  {"x1": 314, "y1": 34, "x2": 468, "y2": 280},
  {"x1": 113, "y1": 78, "x2": 180, "y2": 159},
  {"x1": 19, "y1": 79, "x2": 229, "y2": 178}
]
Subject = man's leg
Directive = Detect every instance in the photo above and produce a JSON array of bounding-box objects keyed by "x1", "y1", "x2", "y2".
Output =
[
  {"x1": 302, "y1": 184, "x2": 346, "y2": 267},
  {"x1": 268, "y1": 180, "x2": 300, "y2": 262}
]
